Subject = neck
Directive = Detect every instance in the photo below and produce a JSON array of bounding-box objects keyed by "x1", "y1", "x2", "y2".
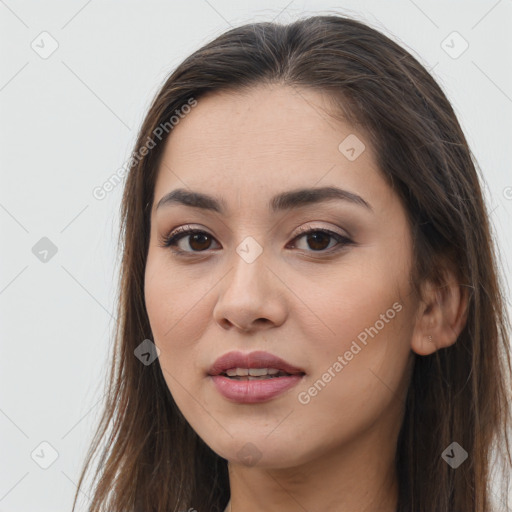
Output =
[{"x1": 224, "y1": 425, "x2": 399, "y2": 512}]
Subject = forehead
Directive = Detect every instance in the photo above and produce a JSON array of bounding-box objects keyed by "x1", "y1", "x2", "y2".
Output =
[
  {"x1": 153, "y1": 84, "x2": 386, "y2": 212},
  {"x1": 162, "y1": 84, "x2": 365, "y2": 161}
]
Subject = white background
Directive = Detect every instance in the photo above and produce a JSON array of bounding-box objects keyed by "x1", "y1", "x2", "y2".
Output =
[{"x1": 1, "y1": 1, "x2": 511, "y2": 511}]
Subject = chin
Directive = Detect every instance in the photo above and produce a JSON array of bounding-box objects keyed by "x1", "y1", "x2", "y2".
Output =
[{"x1": 201, "y1": 431, "x2": 312, "y2": 469}]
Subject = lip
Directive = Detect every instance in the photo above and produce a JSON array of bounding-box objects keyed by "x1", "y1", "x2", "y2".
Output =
[
  {"x1": 208, "y1": 350, "x2": 305, "y2": 404},
  {"x1": 208, "y1": 350, "x2": 305, "y2": 376}
]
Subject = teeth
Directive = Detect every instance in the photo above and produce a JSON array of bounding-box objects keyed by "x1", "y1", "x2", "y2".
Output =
[
  {"x1": 224, "y1": 367, "x2": 282, "y2": 377},
  {"x1": 249, "y1": 368, "x2": 269, "y2": 376}
]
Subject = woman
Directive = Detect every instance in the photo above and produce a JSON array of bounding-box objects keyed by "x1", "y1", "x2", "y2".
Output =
[{"x1": 72, "y1": 14, "x2": 512, "y2": 512}]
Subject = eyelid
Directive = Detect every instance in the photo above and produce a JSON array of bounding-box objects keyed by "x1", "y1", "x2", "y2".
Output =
[{"x1": 291, "y1": 223, "x2": 349, "y2": 239}]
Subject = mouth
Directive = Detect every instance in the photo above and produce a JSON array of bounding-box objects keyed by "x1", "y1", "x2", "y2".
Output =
[
  {"x1": 208, "y1": 351, "x2": 306, "y2": 403},
  {"x1": 208, "y1": 350, "x2": 305, "y2": 377},
  {"x1": 220, "y1": 367, "x2": 299, "y2": 380}
]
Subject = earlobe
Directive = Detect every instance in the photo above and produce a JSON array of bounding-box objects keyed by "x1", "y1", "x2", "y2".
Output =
[
  {"x1": 411, "y1": 272, "x2": 469, "y2": 357},
  {"x1": 411, "y1": 331, "x2": 438, "y2": 356}
]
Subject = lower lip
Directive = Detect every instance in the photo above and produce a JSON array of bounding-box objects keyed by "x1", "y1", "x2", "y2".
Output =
[{"x1": 210, "y1": 374, "x2": 304, "y2": 403}]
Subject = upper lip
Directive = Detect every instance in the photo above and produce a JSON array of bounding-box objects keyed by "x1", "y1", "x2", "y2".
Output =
[{"x1": 208, "y1": 350, "x2": 305, "y2": 376}]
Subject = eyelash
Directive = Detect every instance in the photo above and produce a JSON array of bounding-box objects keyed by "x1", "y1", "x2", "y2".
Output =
[{"x1": 158, "y1": 224, "x2": 354, "y2": 257}]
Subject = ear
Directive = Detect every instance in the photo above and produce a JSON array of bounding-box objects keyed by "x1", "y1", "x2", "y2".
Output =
[{"x1": 411, "y1": 269, "x2": 469, "y2": 356}]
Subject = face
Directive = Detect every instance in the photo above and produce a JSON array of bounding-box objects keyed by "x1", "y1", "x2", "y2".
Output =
[{"x1": 144, "y1": 84, "x2": 419, "y2": 469}]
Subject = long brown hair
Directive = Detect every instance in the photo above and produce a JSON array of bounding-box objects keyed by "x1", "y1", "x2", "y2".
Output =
[{"x1": 71, "y1": 14, "x2": 512, "y2": 512}]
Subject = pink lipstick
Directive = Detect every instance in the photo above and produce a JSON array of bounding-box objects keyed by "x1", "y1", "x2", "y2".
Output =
[{"x1": 208, "y1": 350, "x2": 305, "y2": 403}]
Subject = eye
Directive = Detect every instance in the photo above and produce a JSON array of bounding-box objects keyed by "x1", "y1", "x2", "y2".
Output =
[
  {"x1": 158, "y1": 225, "x2": 220, "y2": 255},
  {"x1": 158, "y1": 224, "x2": 354, "y2": 256},
  {"x1": 288, "y1": 226, "x2": 354, "y2": 253}
]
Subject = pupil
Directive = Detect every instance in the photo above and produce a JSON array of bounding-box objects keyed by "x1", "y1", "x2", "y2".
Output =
[
  {"x1": 308, "y1": 232, "x2": 329, "y2": 251},
  {"x1": 190, "y1": 234, "x2": 211, "y2": 251}
]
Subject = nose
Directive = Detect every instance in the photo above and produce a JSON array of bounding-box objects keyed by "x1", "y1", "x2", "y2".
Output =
[{"x1": 212, "y1": 247, "x2": 288, "y2": 333}]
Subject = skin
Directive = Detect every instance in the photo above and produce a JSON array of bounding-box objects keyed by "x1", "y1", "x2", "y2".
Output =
[{"x1": 144, "y1": 84, "x2": 467, "y2": 512}]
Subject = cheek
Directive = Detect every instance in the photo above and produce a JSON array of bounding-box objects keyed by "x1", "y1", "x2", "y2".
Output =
[
  {"x1": 291, "y1": 309, "x2": 412, "y2": 456},
  {"x1": 144, "y1": 254, "x2": 212, "y2": 346},
  {"x1": 144, "y1": 254, "x2": 217, "y2": 400},
  {"x1": 300, "y1": 263, "x2": 407, "y2": 357},
  {"x1": 292, "y1": 256, "x2": 413, "y2": 421},
  {"x1": 143, "y1": 247, "x2": 231, "y2": 437}
]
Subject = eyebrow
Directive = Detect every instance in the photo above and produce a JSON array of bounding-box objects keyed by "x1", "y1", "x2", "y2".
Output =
[{"x1": 155, "y1": 186, "x2": 373, "y2": 214}]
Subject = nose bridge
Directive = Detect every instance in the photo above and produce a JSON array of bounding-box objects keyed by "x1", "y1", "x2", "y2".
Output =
[
  {"x1": 213, "y1": 234, "x2": 287, "y2": 331},
  {"x1": 227, "y1": 235, "x2": 269, "y2": 301}
]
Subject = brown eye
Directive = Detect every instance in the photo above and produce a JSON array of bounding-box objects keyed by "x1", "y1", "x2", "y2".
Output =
[
  {"x1": 291, "y1": 228, "x2": 353, "y2": 253},
  {"x1": 160, "y1": 226, "x2": 353, "y2": 257},
  {"x1": 187, "y1": 232, "x2": 213, "y2": 251},
  {"x1": 160, "y1": 228, "x2": 220, "y2": 254},
  {"x1": 303, "y1": 231, "x2": 331, "y2": 251}
]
